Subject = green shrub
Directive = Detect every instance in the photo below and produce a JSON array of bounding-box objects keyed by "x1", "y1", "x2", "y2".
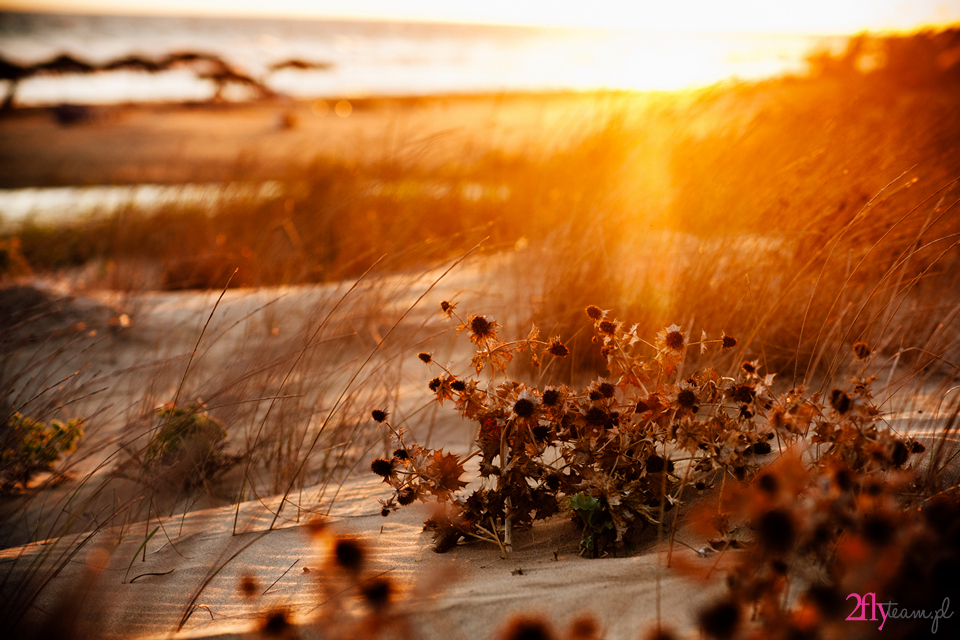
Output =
[
  {"x1": 568, "y1": 493, "x2": 615, "y2": 556},
  {"x1": 142, "y1": 402, "x2": 231, "y2": 489},
  {"x1": 1, "y1": 413, "x2": 83, "y2": 493}
]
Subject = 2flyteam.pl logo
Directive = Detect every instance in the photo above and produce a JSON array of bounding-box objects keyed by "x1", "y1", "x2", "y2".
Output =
[{"x1": 846, "y1": 592, "x2": 954, "y2": 634}]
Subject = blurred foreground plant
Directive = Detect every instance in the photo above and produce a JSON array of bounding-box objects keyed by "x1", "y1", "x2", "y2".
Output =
[{"x1": 369, "y1": 302, "x2": 930, "y2": 557}]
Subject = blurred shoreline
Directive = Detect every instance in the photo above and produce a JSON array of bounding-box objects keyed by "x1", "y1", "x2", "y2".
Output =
[
  {"x1": 0, "y1": 89, "x2": 666, "y2": 190},
  {"x1": 0, "y1": 10, "x2": 833, "y2": 104}
]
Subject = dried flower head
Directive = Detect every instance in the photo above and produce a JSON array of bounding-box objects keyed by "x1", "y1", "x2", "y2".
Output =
[
  {"x1": 643, "y1": 625, "x2": 679, "y2": 640},
  {"x1": 741, "y1": 360, "x2": 758, "y2": 375},
  {"x1": 332, "y1": 537, "x2": 365, "y2": 571},
  {"x1": 542, "y1": 388, "x2": 562, "y2": 407},
  {"x1": 429, "y1": 377, "x2": 443, "y2": 392},
  {"x1": 665, "y1": 328, "x2": 685, "y2": 351},
  {"x1": 598, "y1": 320, "x2": 617, "y2": 336},
  {"x1": 569, "y1": 615, "x2": 601, "y2": 640},
  {"x1": 468, "y1": 315, "x2": 496, "y2": 341},
  {"x1": 832, "y1": 467, "x2": 853, "y2": 491},
  {"x1": 721, "y1": 333, "x2": 738, "y2": 349},
  {"x1": 371, "y1": 409, "x2": 388, "y2": 423},
  {"x1": 635, "y1": 399, "x2": 650, "y2": 414},
  {"x1": 371, "y1": 457, "x2": 394, "y2": 478},
  {"x1": 238, "y1": 575, "x2": 259, "y2": 598},
  {"x1": 547, "y1": 339, "x2": 570, "y2": 357},
  {"x1": 756, "y1": 471, "x2": 779, "y2": 494},
  {"x1": 585, "y1": 305, "x2": 604, "y2": 321},
  {"x1": 751, "y1": 441, "x2": 772, "y2": 455},
  {"x1": 891, "y1": 439, "x2": 909, "y2": 467},
  {"x1": 698, "y1": 599, "x2": 740, "y2": 640},
  {"x1": 585, "y1": 407, "x2": 609, "y2": 427},
  {"x1": 513, "y1": 397, "x2": 537, "y2": 419},
  {"x1": 393, "y1": 448, "x2": 409, "y2": 461},
  {"x1": 852, "y1": 341, "x2": 872, "y2": 359},
  {"x1": 545, "y1": 472, "x2": 561, "y2": 491},
  {"x1": 829, "y1": 389, "x2": 852, "y2": 414},
  {"x1": 756, "y1": 508, "x2": 796, "y2": 552},
  {"x1": 397, "y1": 486, "x2": 417, "y2": 505},
  {"x1": 499, "y1": 615, "x2": 556, "y2": 640},
  {"x1": 730, "y1": 384, "x2": 755, "y2": 405},
  {"x1": 450, "y1": 379, "x2": 467, "y2": 392},
  {"x1": 361, "y1": 576, "x2": 393, "y2": 609},
  {"x1": 261, "y1": 608, "x2": 291, "y2": 636},
  {"x1": 864, "y1": 478, "x2": 884, "y2": 496},
  {"x1": 598, "y1": 382, "x2": 616, "y2": 399},
  {"x1": 306, "y1": 518, "x2": 327, "y2": 537},
  {"x1": 647, "y1": 454, "x2": 671, "y2": 473},
  {"x1": 677, "y1": 388, "x2": 698, "y2": 409},
  {"x1": 418, "y1": 352, "x2": 432, "y2": 363},
  {"x1": 440, "y1": 300, "x2": 457, "y2": 318}
]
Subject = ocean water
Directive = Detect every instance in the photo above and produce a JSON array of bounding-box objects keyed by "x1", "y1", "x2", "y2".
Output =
[{"x1": 0, "y1": 11, "x2": 845, "y2": 105}]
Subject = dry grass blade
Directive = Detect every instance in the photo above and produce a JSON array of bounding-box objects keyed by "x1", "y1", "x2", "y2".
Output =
[
  {"x1": 268, "y1": 239, "x2": 486, "y2": 529},
  {"x1": 792, "y1": 167, "x2": 912, "y2": 383},
  {"x1": 171, "y1": 268, "x2": 237, "y2": 410},
  {"x1": 232, "y1": 256, "x2": 385, "y2": 534},
  {"x1": 176, "y1": 532, "x2": 269, "y2": 631}
]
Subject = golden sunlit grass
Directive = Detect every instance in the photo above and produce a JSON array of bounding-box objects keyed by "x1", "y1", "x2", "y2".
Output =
[
  {"x1": 2, "y1": 28, "x2": 960, "y2": 639},
  {"x1": 5, "y1": 31, "x2": 959, "y2": 383}
]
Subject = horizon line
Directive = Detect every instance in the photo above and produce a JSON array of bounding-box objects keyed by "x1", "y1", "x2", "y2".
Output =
[{"x1": 2, "y1": 3, "x2": 959, "y2": 38}]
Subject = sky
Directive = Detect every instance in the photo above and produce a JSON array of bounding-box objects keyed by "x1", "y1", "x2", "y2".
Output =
[{"x1": 3, "y1": 0, "x2": 960, "y2": 33}]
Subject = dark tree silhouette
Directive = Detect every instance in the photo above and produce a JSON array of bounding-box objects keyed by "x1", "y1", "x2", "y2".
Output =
[{"x1": 0, "y1": 50, "x2": 332, "y2": 109}]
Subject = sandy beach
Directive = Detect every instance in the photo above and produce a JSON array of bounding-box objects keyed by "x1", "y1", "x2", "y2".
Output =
[
  {"x1": 0, "y1": 268, "x2": 727, "y2": 640},
  {"x1": 2, "y1": 476, "x2": 727, "y2": 640},
  {"x1": 4, "y1": 257, "x2": 958, "y2": 639},
  {"x1": 4, "y1": 25, "x2": 960, "y2": 640}
]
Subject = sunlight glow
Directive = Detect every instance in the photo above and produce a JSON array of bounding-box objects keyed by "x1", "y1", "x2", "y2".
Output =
[
  {"x1": 4, "y1": 0, "x2": 960, "y2": 33},
  {"x1": 3, "y1": 1, "x2": 958, "y2": 102}
]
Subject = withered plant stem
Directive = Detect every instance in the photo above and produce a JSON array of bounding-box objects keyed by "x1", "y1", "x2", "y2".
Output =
[
  {"x1": 501, "y1": 418, "x2": 513, "y2": 553},
  {"x1": 172, "y1": 269, "x2": 236, "y2": 410}
]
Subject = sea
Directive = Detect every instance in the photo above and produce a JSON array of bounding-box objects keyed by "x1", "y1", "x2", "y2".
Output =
[{"x1": 0, "y1": 11, "x2": 846, "y2": 105}]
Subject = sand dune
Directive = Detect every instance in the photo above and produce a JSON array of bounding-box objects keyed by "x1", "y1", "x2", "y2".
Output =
[{"x1": 4, "y1": 469, "x2": 728, "y2": 640}]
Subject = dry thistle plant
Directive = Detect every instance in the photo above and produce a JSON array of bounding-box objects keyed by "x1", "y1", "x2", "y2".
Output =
[
  {"x1": 370, "y1": 301, "x2": 928, "y2": 557},
  {"x1": 367, "y1": 298, "x2": 958, "y2": 638}
]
